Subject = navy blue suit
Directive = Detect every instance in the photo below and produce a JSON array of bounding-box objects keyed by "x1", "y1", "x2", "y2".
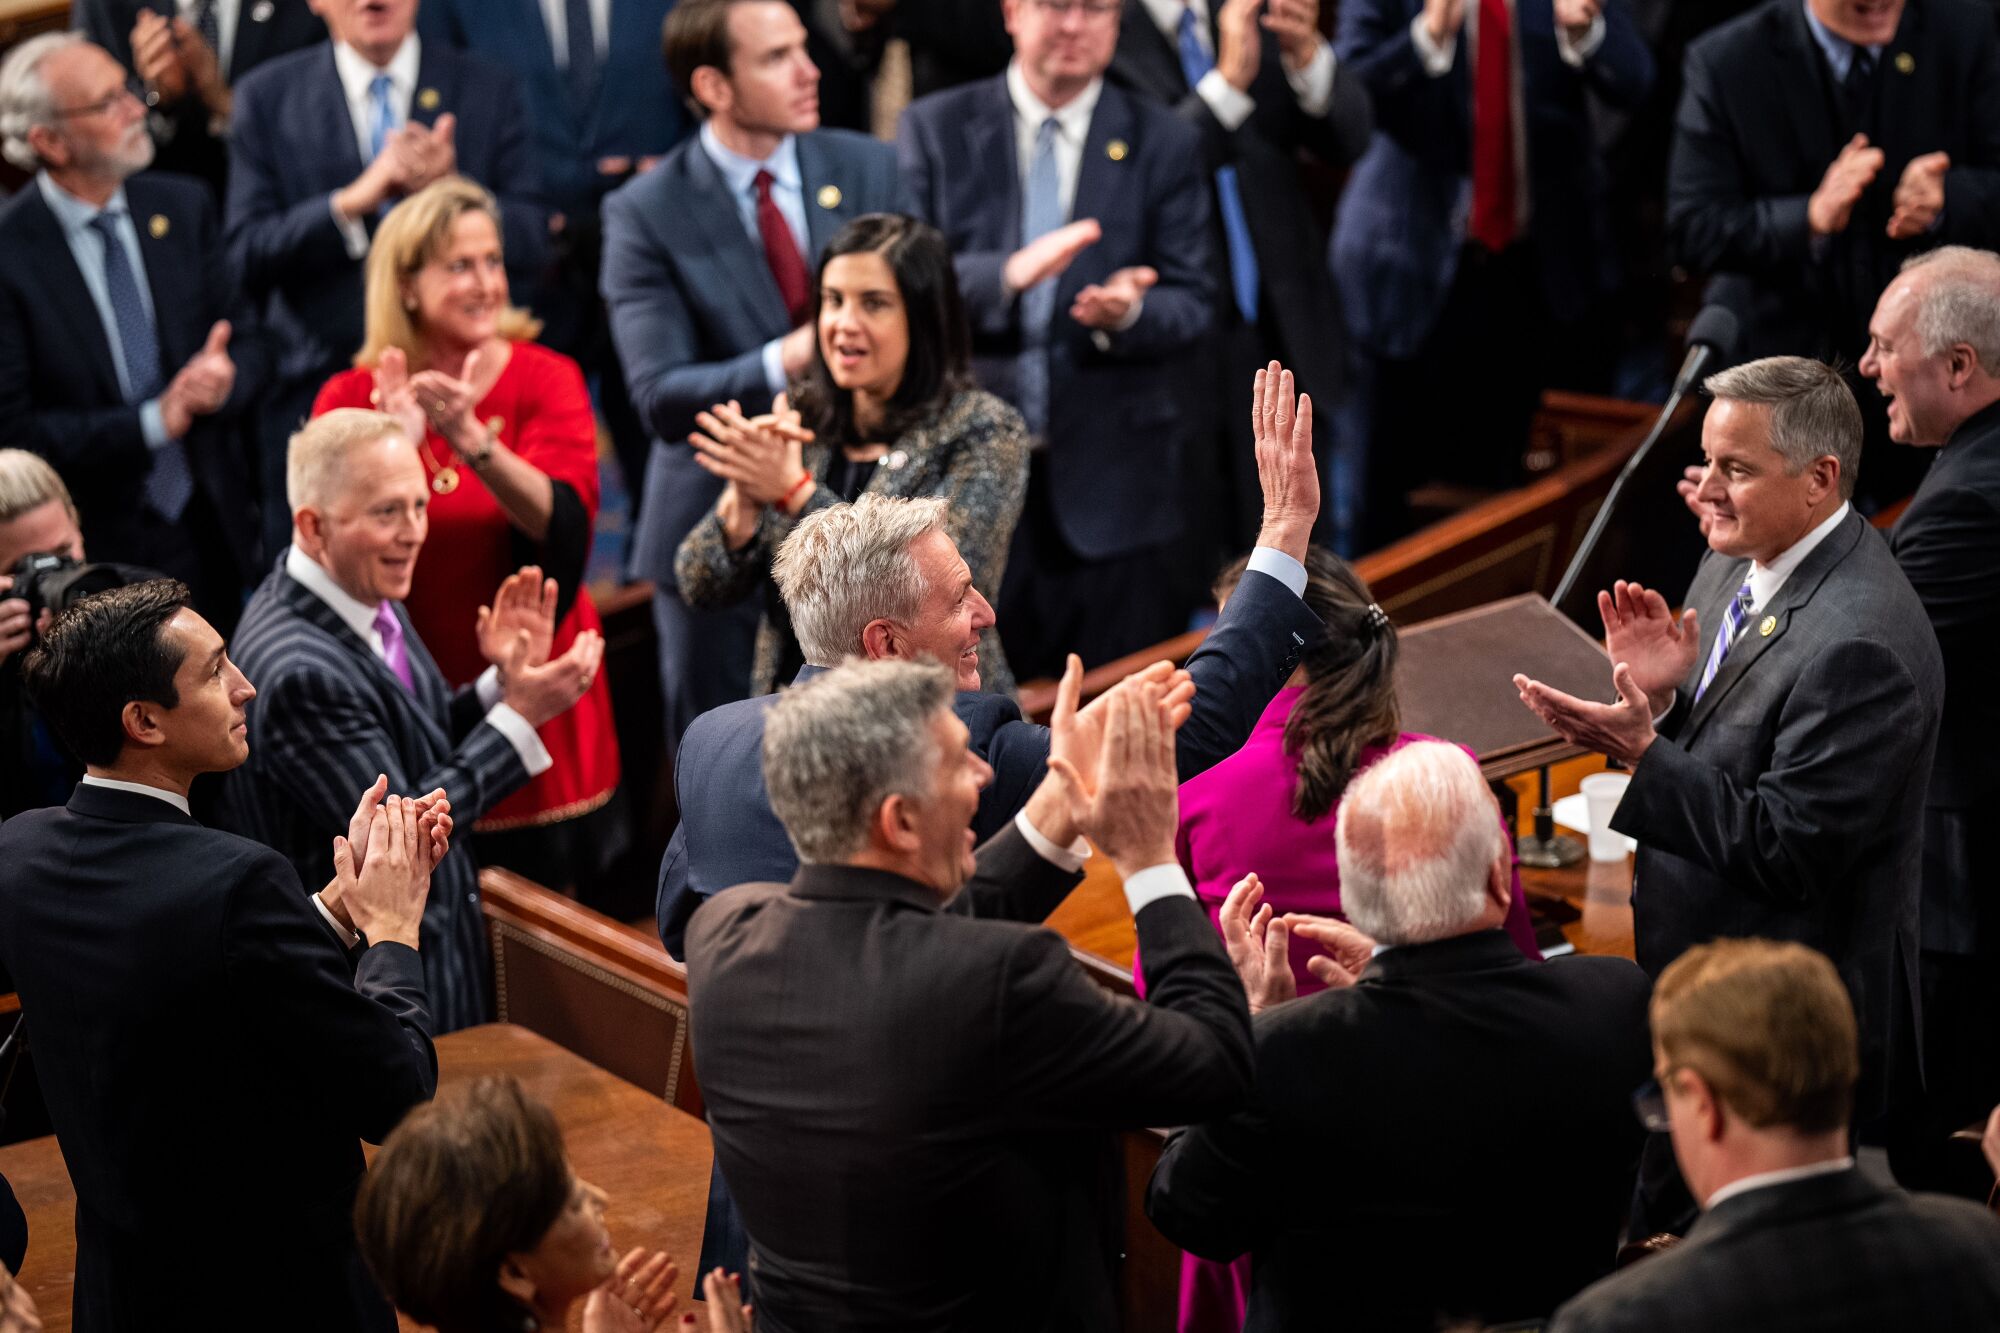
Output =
[
  {"x1": 600, "y1": 129, "x2": 899, "y2": 742},
  {"x1": 0, "y1": 172, "x2": 266, "y2": 621}
]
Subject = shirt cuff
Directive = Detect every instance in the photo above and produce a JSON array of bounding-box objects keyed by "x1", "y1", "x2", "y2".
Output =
[
  {"x1": 485, "y1": 701, "x2": 554, "y2": 777},
  {"x1": 330, "y1": 193, "x2": 370, "y2": 260},
  {"x1": 760, "y1": 337, "x2": 789, "y2": 397},
  {"x1": 1195, "y1": 67, "x2": 1256, "y2": 133},
  {"x1": 1410, "y1": 14, "x2": 1456, "y2": 76},
  {"x1": 140, "y1": 398, "x2": 170, "y2": 448},
  {"x1": 1111, "y1": 291, "x2": 1145, "y2": 332},
  {"x1": 1246, "y1": 546, "x2": 1308, "y2": 598},
  {"x1": 312, "y1": 892, "x2": 361, "y2": 950},
  {"x1": 1123, "y1": 862, "x2": 1199, "y2": 915},
  {"x1": 1651, "y1": 689, "x2": 1678, "y2": 725},
  {"x1": 475, "y1": 664, "x2": 502, "y2": 710},
  {"x1": 1555, "y1": 12, "x2": 1607, "y2": 66},
  {"x1": 1014, "y1": 808, "x2": 1091, "y2": 871},
  {"x1": 1285, "y1": 39, "x2": 1338, "y2": 117}
]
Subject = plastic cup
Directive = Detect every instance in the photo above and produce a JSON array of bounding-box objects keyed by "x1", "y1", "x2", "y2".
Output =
[{"x1": 1580, "y1": 773, "x2": 1633, "y2": 862}]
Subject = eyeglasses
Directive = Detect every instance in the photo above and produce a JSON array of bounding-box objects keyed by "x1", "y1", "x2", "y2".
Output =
[
  {"x1": 1028, "y1": 0, "x2": 1123, "y2": 19},
  {"x1": 1631, "y1": 1072, "x2": 1689, "y2": 1133},
  {"x1": 53, "y1": 79, "x2": 146, "y2": 120}
]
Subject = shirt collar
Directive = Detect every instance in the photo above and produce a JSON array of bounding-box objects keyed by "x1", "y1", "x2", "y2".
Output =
[
  {"x1": 331, "y1": 32, "x2": 421, "y2": 103},
  {"x1": 1005, "y1": 59, "x2": 1104, "y2": 143},
  {"x1": 35, "y1": 171, "x2": 132, "y2": 237},
  {"x1": 79, "y1": 773, "x2": 191, "y2": 815},
  {"x1": 1801, "y1": 2, "x2": 1884, "y2": 71},
  {"x1": 1748, "y1": 501, "x2": 1849, "y2": 610},
  {"x1": 285, "y1": 543, "x2": 383, "y2": 643},
  {"x1": 1703, "y1": 1156, "x2": 1856, "y2": 1211},
  {"x1": 699, "y1": 121, "x2": 802, "y2": 197}
]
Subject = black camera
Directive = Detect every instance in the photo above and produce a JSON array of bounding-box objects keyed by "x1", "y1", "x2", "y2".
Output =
[{"x1": 7, "y1": 553, "x2": 154, "y2": 637}]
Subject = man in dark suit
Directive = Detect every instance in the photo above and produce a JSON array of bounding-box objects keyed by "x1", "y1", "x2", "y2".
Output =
[
  {"x1": 1149, "y1": 741, "x2": 1653, "y2": 1331},
  {"x1": 226, "y1": 0, "x2": 546, "y2": 558},
  {"x1": 1549, "y1": 939, "x2": 2000, "y2": 1332},
  {"x1": 899, "y1": 0, "x2": 1218, "y2": 675},
  {"x1": 602, "y1": 0, "x2": 899, "y2": 745},
  {"x1": 688, "y1": 656, "x2": 1255, "y2": 1331},
  {"x1": 1667, "y1": 0, "x2": 2000, "y2": 504},
  {"x1": 417, "y1": 0, "x2": 687, "y2": 505},
  {"x1": 0, "y1": 577, "x2": 442, "y2": 1332},
  {"x1": 1110, "y1": 0, "x2": 1371, "y2": 562},
  {"x1": 1857, "y1": 247, "x2": 2000, "y2": 1179},
  {"x1": 0, "y1": 34, "x2": 265, "y2": 629},
  {"x1": 1517, "y1": 357, "x2": 1945, "y2": 1140},
  {"x1": 1329, "y1": 0, "x2": 1652, "y2": 550},
  {"x1": 219, "y1": 408, "x2": 602, "y2": 1033},
  {"x1": 73, "y1": 0, "x2": 325, "y2": 197}
]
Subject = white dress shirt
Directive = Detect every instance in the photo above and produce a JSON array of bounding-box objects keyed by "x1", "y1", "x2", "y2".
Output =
[
  {"x1": 1134, "y1": 0, "x2": 1338, "y2": 129},
  {"x1": 1747, "y1": 501, "x2": 1850, "y2": 615},
  {"x1": 698, "y1": 121, "x2": 810, "y2": 396},
  {"x1": 282, "y1": 545, "x2": 553, "y2": 777},
  {"x1": 539, "y1": 0, "x2": 611, "y2": 67},
  {"x1": 329, "y1": 34, "x2": 422, "y2": 256},
  {"x1": 1704, "y1": 1156, "x2": 1855, "y2": 1211},
  {"x1": 1005, "y1": 60, "x2": 1103, "y2": 223}
]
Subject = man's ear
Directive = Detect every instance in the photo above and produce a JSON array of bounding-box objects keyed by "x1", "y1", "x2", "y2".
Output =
[
  {"x1": 1807, "y1": 454, "x2": 1841, "y2": 501},
  {"x1": 859, "y1": 618, "x2": 902, "y2": 662},
  {"x1": 874, "y1": 791, "x2": 922, "y2": 855},
  {"x1": 689, "y1": 65, "x2": 732, "y2": 119},
  {"x1": 1487, "y1": 849, "x2": 1512, "y2": 914},
  {"x1": 120, "y1": 697, "x2": 167, "y2": 752},
  {"x1": 1678, "y1": 1067, "x2": 1728, "y2": 1145},
  {"x1": 1948, "y1": 344, "x2": 1982, "y2": 391},
  {"x1": 293, "y1": 505, "x2": 325, "y2": 556}
]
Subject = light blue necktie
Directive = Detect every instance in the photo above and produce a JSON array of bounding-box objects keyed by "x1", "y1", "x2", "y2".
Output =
[
  {"x1": 1016, "y1": 115, "x2": 1064, "y2": 439},
  {"x1": 89, "y1": 212, "x2": 191, "y2": 521},
  {"x1": 1694, "y1": 581, "x2": 1755, "y2": 703},
  {"x1": 367, "y1": 72, "x2": 397, "y2": 162},
  {"x1": 1177, "y1": 4, "x2": 1260, "y2": 324}
]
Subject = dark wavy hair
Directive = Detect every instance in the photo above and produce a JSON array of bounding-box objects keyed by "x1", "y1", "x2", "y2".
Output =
[
  {"x1": 1215, "y1": 547, "x2": 1400, "y2": 822},
  {"x1": 791, "y1": 213, "x2": 972, "y2": 449},
  {"x1": 20, "y1": 578, "x2": 188, "y2": 767}
]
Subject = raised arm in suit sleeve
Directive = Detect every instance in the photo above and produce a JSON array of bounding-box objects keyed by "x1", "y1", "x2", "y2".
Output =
[
  {"x1": 948, "y1": 817, "x2": 1087, "y2": 927},
  {"x1": 1614, "y1": 636, "x2": 1934, "y2": 905},
  {"x1": 1337, "y1": 0, "x2": 1451, "y2": 99},
  {"x1": 1666, "y1": 45, "x2": 1813, "y2": 278},
  {"x1": 896, "y1": 111, "x2": 1017, "y2": 341},
  {"x1": 1145, "y1": 1028, "x2": 1284, "y2": 1262},
  {"x1": 224, "y1": 847, "x2": 436, "y2": 1142},
  {"x1": 1091, "y1": 123, "x2": 1215, "y2": 362},
  {"x1": 1172, "y1": 566, "x2": 1318, "y2": 779},
  {"x1": 1575, "y1": 1, "x2": 1655, "y2": 111},
  {"x1": 225, "y1": 76, "x2": 367, "y2": 291}
]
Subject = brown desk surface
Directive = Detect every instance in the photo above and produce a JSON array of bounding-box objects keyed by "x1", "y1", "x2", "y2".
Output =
[{"x1": 0, "y1": 1024, "x2": 713, "y2": 1331}]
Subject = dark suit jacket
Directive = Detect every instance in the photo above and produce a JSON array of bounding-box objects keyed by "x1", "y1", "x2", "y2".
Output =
[
  {"x1": 1668, "y1": 0, "x2": 2000, "y2": 363},
  {"x1": 218, "y1": 559, "x2": 533, "y2": 1033},
  {"x1": 417, "y1": 0, "x2": 686, "y2": 217},
  {"x1": 685, "y1": 822, "x2": 1253, "y2": 1333},
  {"x1": 74, "y1": 0, "x2": 326, "y2": 194},
  {"x1": 0, "y1": 783, "x2": 436, "y2": 1332},
  {"x1": 1613, "y1": 509, "x2": 1944, "y2": 1120},
  {"x1": 1889, "y1": 399, "x2": 2000, "y2": 956},
  {"x1": 225, "y1": 40, "x2": 547, "y2": 402},
  {"x1": 656, "y1": 564, "x2": 1319, "y2": 956},
  {"x1": 1549, "y1": 1167, "x2": 2000, "y2": 1331},
  {"x1": 600, "y1": 129, "x2": 900, "y2": 587},
  {"x1": 899, "y1": 75, "x2": 1217, "y2": 559},
  {"x1": 1109, "y1": 4, "x2": 1372, "y2": 402},
  {"x1": 1331, "y1": 0, "x2": 1654, "y2": 358},
  {"x1": 1149, "y1": 930, "x2": 1651, "y2": 1332},
  {"x1": 0, "y1": 172, "x2": 265, "y2": 580}
]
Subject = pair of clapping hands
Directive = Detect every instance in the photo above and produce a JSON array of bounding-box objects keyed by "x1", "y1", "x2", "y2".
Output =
[
  {"x1": 581, "y1": 1255, "x2": 752, "y2": 1333},
  {"x1": 318, "y1": 775, "x2": 452, "y2": 949},
  {"x1": 475, "y1": 566, "x2": 606, "y2": 729},
  {"x1": 1221, "y1": 874, "x2": 1379, "y2": 1014}
]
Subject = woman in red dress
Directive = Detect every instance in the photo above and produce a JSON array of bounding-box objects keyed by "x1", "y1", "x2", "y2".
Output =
[{"x1": 313, "y1": 176, "x2": 620, "y2": 892}]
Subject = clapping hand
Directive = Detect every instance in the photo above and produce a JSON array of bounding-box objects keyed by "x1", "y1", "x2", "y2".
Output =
[
  {"x1": 1004, "y1": 219, "x2": 1101, "y2": 294},
  {"x1": 409, "y1": 345, "x2": 490, "y2": 453},
  {"x1": 1252, "y1": 361, "x2": 1319, "y2": 561},
  {"x1": 581, "y1": 1248, "x2": 680, "y2": 1333},
  {"x1": 1284, "y1": 913, "x2": 1377, "y2": 988},
  {"x1": 330, "y1": 794, "x2": 430, "y2": 949},
  {"x1": 1888, "y1": 151, "x2": 1949, "y2": 239},
  {"x1": 1070, "y1": 266, "x2": 1157, "y2": 331},
  {"x1": 689, "y1": 396, "x2": 812, "y2": 506},
  {"x1": 696, "y1": 1269, "x2": 755, "y2": 1332},
  {"x1": 393, "y1": 113, "x2": 458, "y2": 194},
  {"x1": 130, "y1": 9, "x2": 189, "y2": 104},
  {"x1": 478, "y1": 567, "x2": 559, "y2": 672},
  {"x1": 1264, "y1": 0, "x2": 1324, "y2": 70},
  {"x1": 1599, "y1": 580, "x2": 1699, "y2": 701},
  {"x1": 498, "y1": 627, "x2": 605, "y2": 728},
  {"x1": 1551, "y1": 0, "x2": 1601, "y2": 42},
  {"x1": 1216, "y1": 0, "x2": 1264, "y2": 91},
  {"x1": 0, "y1": 1262, "x2": 40, "y2": 1333},
  {"x1": 1514, "y1": 661, "x2": 1659, "y2": 767},
  {"x1": 1808, "y1": 134, "x2": 1886, "y2": 236},
  {"x1": 1421, "y1": 0, "x2": 1466, "y2": 45},
  {"x1": 324, "y1": 776, "x2": 453, "y2": 931},
  {"x1": 1220, "y1": 873, "x2": 1295, "y2": 1013},
  {"x1": 375, "y1": 347, "x2": 429, "y2": 445},
  {"x1": 1047, "y1": 676, "x2": 1184, "y2": 879}
]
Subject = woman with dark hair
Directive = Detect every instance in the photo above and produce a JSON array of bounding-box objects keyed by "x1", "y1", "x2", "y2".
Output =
[
  {"x1": 1147, "y1": 547, "x2": 1542, "y2": 1333},
  {"x1": 675, "y1": 213, "x2": 1029, "y2": 693},
  {"x1": 354, "y1": 1075, "x2": 750, "y2": 1333}
]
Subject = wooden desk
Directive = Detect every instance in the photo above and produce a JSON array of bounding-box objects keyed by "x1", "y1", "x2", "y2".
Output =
[{"x1": 0, "y1": 1024, "x2": 713, "y2": 1331}]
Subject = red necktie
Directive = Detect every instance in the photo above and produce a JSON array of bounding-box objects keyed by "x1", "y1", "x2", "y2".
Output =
[
  {"x1": 1469, "y1": 0, "x2": 1517, "y2": 252},
  {"x1": 754, "y1": 169, "x2": 812, "y2": 325}
]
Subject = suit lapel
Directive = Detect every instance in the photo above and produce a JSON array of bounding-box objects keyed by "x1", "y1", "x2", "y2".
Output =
[
  {"x1": 230, "y1": 0, "x2": 274, "y2": 77},
  {"x1": 969, "y1": 79, "x2": 1021, "y2": 252},
  {"x1": 17, "y1": 191, "x2": 123, "y2": 401},
  {"x1": 1872, "y1": 2, "x2": 1927, "y2": 172},
  {"x1": 410, "y1": 44, "x2": 454, "y2": 131},
  {"x1": 1117, "y1": 0, "x2": 1190, "y2": 98},
  {"x1": 682, "y1": 142, "x2": 791, "y2": 332},
  {"x1": 311, "y1": 45, "x2": 368, "y2": 182},
  {"x1": 795, "y1": 132, "x2": 855, "y2": 262},
  {"x1": 276, "y1": 574, "x2": 452, "y2": 748},
  {"x1": 127, "y1": 182, "x2": 190, "y2": 368},
  {"x1": 1064, "y1": 86, "x2": 1138, "y2": 308},
  {"x1": 1775, "y1": 2, "x2": 1843, "y2": 171}
]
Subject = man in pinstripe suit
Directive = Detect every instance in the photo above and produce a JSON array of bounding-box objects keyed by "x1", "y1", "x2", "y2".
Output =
[{"x1": 218, "y1": 408, "x2": 603, "y2": 1032}]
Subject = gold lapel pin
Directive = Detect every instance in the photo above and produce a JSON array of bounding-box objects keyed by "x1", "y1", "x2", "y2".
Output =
[
  {"x1": 1759, "y1": 615, "x2": 1778, "y2": 637},
  {"x1": 147, "y1": 214, "x2": 169, "y2": 239},
  {"x1": 1106, "y1": 139, "x2": 1129, "y2": 162},
  {"x1": 817, "y1": 184, "x2": 843, "y2": 210},
  {"x1": 1895, "y1": 52, "x2": 1916, "y2": 74},
  {"x1": 418, "y1": 87, "x2": 441, "y2": 112}
]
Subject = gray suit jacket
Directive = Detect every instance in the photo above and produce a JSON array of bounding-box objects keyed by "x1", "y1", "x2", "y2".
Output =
[{"x1": 1613, "y1": 509, "x2": 1944, "y2": 1119}]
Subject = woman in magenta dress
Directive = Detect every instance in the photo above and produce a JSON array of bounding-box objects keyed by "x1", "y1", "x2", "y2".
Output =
[{"x1": 1149, "y1": 547, "x2": 1542, "y2": 1333}]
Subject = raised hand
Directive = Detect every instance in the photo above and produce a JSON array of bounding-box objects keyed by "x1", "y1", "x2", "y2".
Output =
[
  {"x1": 1220, "y1": 873, "x2": 1295, "y2": 1013},
  {"x1": 375, "y1": 347, "x2": 429, "y2": 445},
  {"x1": 1047, "y1": 678, "x2": 1182, "y2": 879},
  {"x1": 1285, "y1": 913, "x2": 1377, "y2": 988},
  {"x1": 1677, "y1": 464, "x2": 1716, "y2": 537},
  {"x1": 1004, "y1": 219, "x2": 1102, "y2": 294},
  {"x1": 477, "y1": 566, "x2": 559, "y2": 672},
  {"x1": 130, "y1": 9, "x2": 188, "y2": 104},
  {"x1": 0, "y1": 1262, "x2": 41, "y2": 1333},
  {"x1": 1598, "y1": 580, "x2": 1699, "y2": 701},
  {"x1": 1421, "y1": 0, "x2": 1466, "y2": 46},
  {"x1": 170, "y1": 15, "x2": 229, "y2": 114},
  {"x1": 397, "y1": 113, "x2": 458, "y2": 194},
  {"x1": 1070, "y1": 266, "x2": 1157, "y2": 330},
  {"x1": 1888, "y1": 151, "x2": 1949, "y2": 239},
  {"x1": 1264, "y1": 0, "x2": 1323, "y2": 69},
  {"x1": 697, "y1": 1269, "x2": 755, "y2": 1332},
  {"x1": 689, "y1": 399, "x2": 808, "y2": 506},
  {"x1": 1808, "y1": 134, "x2": 1886, "y2": 237},
  {"x1": 1514, "y1": 661, "x2": 1659, "y2": 767},
  {"x1": 1551, "y1": 0, "x2": 1601, "y2": 41},
  {"x1": 1217, "y1": 0, "x2": 1265, "y2": 91},
  {"x1": 1252, "y1": 361, "x2": 1318, "y2": 561},
  {"x1": 500, "y1": 628, "x2": 605, "y2": 728},
  {"x1": 331, "y1": 795, "x2": 429, "y2": 949},
  {"x1": 161, "y1": 321, "x2": 235, "y2": 436},
  {"x1": 409, "y1": 345, "x2": 490, "y2": 453},
  {"x1": 582, "y1": 1247, "x2": 680, "y2": 1333}
]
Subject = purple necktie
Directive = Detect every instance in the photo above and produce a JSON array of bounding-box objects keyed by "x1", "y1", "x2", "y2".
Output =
[{"x1": 373, "y1": 602, "x2": 415, "y2": 693}]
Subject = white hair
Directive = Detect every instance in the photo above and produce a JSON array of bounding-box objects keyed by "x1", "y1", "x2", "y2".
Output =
[
  {"x1": 285, "y1": 408, "x2": 409, "y2": 512},
  {"x1": 771, "y1": 494, "x2": 950, "y2": 665},
  {"x1": 1900, "y1": 246, "x2": 2000, "y2": 369},
  {"x1": 1335, "y1": 741, "x2": 1506, "y2": 947},
  {"x1": 0, "y1": 31, "x2": 85, "y2": 172}
]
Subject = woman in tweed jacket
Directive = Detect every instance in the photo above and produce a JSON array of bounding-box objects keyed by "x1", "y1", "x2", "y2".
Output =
[{"x1": 675, "y1": 215, "x2": 1029, "y2": 694}]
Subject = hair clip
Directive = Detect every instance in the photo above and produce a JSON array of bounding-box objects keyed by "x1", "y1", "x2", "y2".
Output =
[{"x1": 1364, "y1": 603, "x2": 1390, "y2": 632}]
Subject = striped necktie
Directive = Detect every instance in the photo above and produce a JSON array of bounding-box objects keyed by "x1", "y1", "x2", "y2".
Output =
[
  {"x1": 1016, "y1": 115, "x2": 1063, "y2": 439},
  {"x1": 89, "y1": 211, "x2": 192, "y2": 521},
  {"x1": 1694, "y1": 581, "x2": 1755, "y2": 703}
]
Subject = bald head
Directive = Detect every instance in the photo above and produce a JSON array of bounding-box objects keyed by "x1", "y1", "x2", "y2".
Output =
[
  {"x1": 1863, "y1": 246, "x2": 2000, "y2": 445},
  {"x1": 1335, "y1": 741, "x2": 1511, "y2": 947}
]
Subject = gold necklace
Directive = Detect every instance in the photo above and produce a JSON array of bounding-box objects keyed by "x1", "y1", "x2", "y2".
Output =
[{"x1": 419, "y1": 436, "x2": 459, "y2": 495}]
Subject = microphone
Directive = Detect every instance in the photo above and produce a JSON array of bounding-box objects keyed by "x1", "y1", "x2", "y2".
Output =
[{"x1": 1669, "y1": 305, "x2": 1741, "y2": 402}]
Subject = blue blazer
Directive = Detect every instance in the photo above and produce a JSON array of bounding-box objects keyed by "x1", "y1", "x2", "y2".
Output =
[
  {"x1": 1329, "y1": 0, "x2": 1653, "y2": 359},
  {"x1": 656, "y1": 566, "x2": 1320, "y2": 956},
  {"x1": 418, "y1": 0, "x2": 687, "y2": 216},
  {"x1": 899, "y1": 75, "x2": 1216, "y2": 560},
  {"x1": 600, "y1": 128, "x2": 900, "y2": 586},
  {"x1": 226, "y1": 40, "x2": 548, "y2": 395},
  {"x1": 0, "y1": 172, "x2": 267, "y2": 579}
]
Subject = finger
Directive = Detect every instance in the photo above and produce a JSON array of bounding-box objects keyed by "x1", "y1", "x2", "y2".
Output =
[
  {"x1": 1611, "y1": 660, "x2": 1648, "y2": 713},
  {"x1": 539, "y1": 576, "x2": 559, "y2": 622},
  {"x1": 1293, "y1": 392, "x2": 1312, "y2": 451},
  {"x1": 1306, "y1": 954, "x2": 1358, "y2": 987},
  {"x1": 1052, "y1": 652, "x2": 1083, "y2": 739},
  {"x1": 462, "y1": 346, "x2": 484, "y2": 389},
  {"x1": 332, "y1": 834, "x2": 356, "y2": 884},
  {"x1": 1126, "y1": 266, "x2": 1159, "y2": 292},
  {"x1": 1597, "y1": 588, "x2": 1617, "y2": 633},
  {"x1": 432, "y1": 112, "x2": 456, "y2": 147},
  {"x1": 1264, "y1": 914, "x2": 1290, "y2": 980},
  {"x1": 1045, "y1": 754, "x2": 1088, "y2": 811}
]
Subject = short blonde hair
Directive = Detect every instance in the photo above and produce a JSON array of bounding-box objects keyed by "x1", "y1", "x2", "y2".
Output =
[
  {"x1": 356, "y1": 176, "x2": 541, "y2": 369},
  {"x1": 287, "y1": 408, "x2": 410, "y2": 512},
  {"x1": 0, "y1": 448, "x2": 77, "y2": 526}
]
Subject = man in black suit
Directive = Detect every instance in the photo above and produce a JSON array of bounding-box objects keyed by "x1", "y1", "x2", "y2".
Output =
[
  {"x1": 688, "y1": 656, "x2": 1254, "y2": 1331},
  {"x1": 1858, "y1": 246, "x2": 2000, "y2": 1178},
  {"x1": 0, "y1": 33, "x2": 264, "y2": 629},
  {"x1": 1667, "y1": 0, "x2": 2000, "y2": 503},
  {"x1": 219, "y1": 408, "x2": 602, "y2": 1032},
  {"x1": 0, "y1": 578, "x2": 444, "y2": 1332},
  {"x1": 73, "y1": 0, "x2": 326, "y2": 197},
  {"x1": 1517, "y1": 357, "x2": 1945, "y2": 1141},
  {"x1": 1549, "y1": 939, "x2": 2000, "y2": 1332},
  {"x1": 1148, "y1": 740, "x2": 1653, "y2": 1331}
]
